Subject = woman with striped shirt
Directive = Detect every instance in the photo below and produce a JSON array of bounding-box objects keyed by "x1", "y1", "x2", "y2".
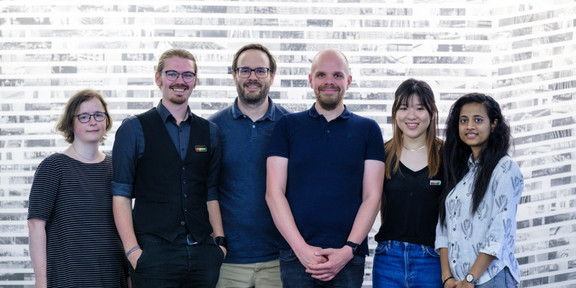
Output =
[{"x1": 28, "y1": 89, "x2": 128, "y2": 288}]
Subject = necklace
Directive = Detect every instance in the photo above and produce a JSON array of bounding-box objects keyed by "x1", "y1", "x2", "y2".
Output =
[
  {"x1": 402, "y1": 144, "x2": 426, "y2": 152},
  {"x1": 71, "y1": 144, "x2": 98, "y2": 162}
]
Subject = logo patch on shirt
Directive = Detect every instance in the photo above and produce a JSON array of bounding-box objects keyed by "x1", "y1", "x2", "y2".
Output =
[
  {"x1": 195, "y1": 145, "x2": 207, "y2": 152},
  {"x1": 430, "y1": 180, "x2": 441, "y2": 186}
]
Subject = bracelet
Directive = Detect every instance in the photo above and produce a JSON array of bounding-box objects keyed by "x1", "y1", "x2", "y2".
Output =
[
  {"x1": 442, "y1": 276, "x2": 454, "y2": 286},
  {"x1": 125, "y1": 245, "x2": 140, "y2": 257}
]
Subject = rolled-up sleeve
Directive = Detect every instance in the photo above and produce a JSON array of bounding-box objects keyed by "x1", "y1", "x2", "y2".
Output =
[
  {"x1": 206, "y1": 122, "x2": 221, "y2": 201},
  {"x1": 111, "y1": 116, "x2": 143, "y2": 198}
]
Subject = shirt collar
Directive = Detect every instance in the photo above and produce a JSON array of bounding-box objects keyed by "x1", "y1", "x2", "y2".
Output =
[
  {"x1": 307, "y1": 103, "x2": 351, "y2": 120},
  {"x1": 157, "y1": 100, "x2": 191, "y2": 123},
  {"x1": 467, "y1": 154, "x2": 481, "y2": 168},
  {"x1": 231, "y1": 96, "x2": 276, "y2": 122}
]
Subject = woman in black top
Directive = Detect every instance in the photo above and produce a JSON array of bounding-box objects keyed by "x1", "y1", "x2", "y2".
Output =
[{"x1": 372, "y1": 78, "x2": 444, "y2": 288}]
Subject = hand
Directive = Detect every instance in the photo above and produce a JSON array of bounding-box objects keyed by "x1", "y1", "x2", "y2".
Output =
[
  {"x1": 219, "y1": 245, "x2": 227, "y2": 258},
  {"x1": 293, "y1": 244, "x2": 329, "y2": 270},
  {"x1": 453, "y1": 280, "x2": 475, "y2": 288},
  {"x1": 443, "y1": 277, "x2": 457, "y2": 288},
  {"x1": 127, "y1": 248, "x2": 142, "y2": 269},
  {"x1": 305, "y1": 247, "x2": 354, "y2": 281}
]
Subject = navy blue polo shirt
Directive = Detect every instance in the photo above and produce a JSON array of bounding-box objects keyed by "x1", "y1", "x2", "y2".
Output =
[{"x1": 267, "y1": 104, "x2": 385, "y2": 255}]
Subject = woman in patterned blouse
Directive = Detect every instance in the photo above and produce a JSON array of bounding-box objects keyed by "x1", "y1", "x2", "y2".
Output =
[{"x1": 436, "y1": 93, "x2": 523, "y2": 288}]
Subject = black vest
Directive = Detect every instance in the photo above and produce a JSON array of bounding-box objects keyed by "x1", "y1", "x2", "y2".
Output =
[{"x1": 133, "y1": 108, "x2": 212, "y2": 242}]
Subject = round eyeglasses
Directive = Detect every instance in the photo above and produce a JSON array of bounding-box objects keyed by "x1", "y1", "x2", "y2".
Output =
[
  {"x1": 75, "y1": 112, "x2": 108, "y2": 123},
  {"x1": 164, "y1": 70, "x2": 196, "y2": 83},
  {"x1": 235, "y1": 67, "x2": 270, "y2": 78}
]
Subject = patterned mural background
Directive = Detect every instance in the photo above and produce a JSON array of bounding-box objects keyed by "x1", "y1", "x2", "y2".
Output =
[{"x1": 0, "y1": 0, "x2": 575, "y2": 287}]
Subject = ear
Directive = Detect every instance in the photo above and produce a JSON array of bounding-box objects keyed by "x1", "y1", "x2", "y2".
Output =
[
  {"x1": 491, "y1": 118, "x2": 499, "y2": 132},
  {"x1": 155, "y1": 72, "x2": 162, "y2": 88}
]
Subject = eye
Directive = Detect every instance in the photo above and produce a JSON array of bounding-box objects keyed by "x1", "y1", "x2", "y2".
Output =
[
  {"x1": 255, "y1": 68, "x2": 267, "y2": 74},
  {"x1": 334, "y1": 73, "x2": 343, "y2": 79},
  {"x1": 77, "y1": 114, "x2": 90, "y2": 121},
  {"x1": 182, "y1": 72, "x2": 195, "y2": 79},
  {"x1": 316, "y1": 72, "x2": 325, "y2": 79},
  {"x1": 240, "y1": 67, "x2": 251, "y2": 73},
  {"x1": 166, "y1": 71, "x2": 178, "y2": 78},
  {"x1": 475, "y1": 118, "x2": 484, "y2": 123},
  {"x1": 460, "y1": 118, "x2": 467, "y2": 124}
]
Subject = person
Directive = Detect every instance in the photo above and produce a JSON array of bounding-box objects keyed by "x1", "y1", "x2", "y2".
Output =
[
  {"x1": 436, "y1": 93, "x2": 523, "y2": 288},
  {"x1": 265, "y1": 48, "x2": 385, "y2": 287},
  {"x1": 112, "y1": 48, "x2": 226, "y2": 288},
  {"x1": 28, "y1": 89, "x2": 128, "y2": 287},
  {"x1": 372, "y1": 78, "x2": 444, "y2": 288},
  {"x1": 209, "y1": 43, "x2": 290, "y2": 288}
]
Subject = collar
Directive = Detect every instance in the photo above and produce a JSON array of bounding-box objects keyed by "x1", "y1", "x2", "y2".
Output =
[
  {"x1": 307, "y1": 103, "x2": 351, "y2": 120},
  {"x1": 157, "y1": 100, "x2": 191, "y2": 123},
  {"x1": 231, "y1": 96, "x2": 276, "y2": 122},
  {"x1": 467, "y1": 154, "x2": 481, "y2": 168}
]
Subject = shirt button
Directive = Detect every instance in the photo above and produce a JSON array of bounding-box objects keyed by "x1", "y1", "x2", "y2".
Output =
[
  {"x1": 183, "y1": 194, "x2": 188, "y2": 198},
  {"x1": 180, "y1": 221, "x2": 185, "y2": 226},
  {"x1": 453, "y1": 228, "x2": 456, "y2": 231}
]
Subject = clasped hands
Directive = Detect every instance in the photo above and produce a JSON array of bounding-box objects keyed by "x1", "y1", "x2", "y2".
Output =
[{"x1": 295, "y1": 244, "x2": 355, "y2": 282}]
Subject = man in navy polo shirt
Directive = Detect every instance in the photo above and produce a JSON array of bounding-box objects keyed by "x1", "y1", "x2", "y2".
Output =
[
  {"x1": 266, "y1": 48, "x2": 385, "y2": 287},
  {"x1": 209, "y1": 43, "x2": 289, "y2": 287}
]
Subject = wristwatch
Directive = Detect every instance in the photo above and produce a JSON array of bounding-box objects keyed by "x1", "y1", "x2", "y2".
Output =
[
  {"x1": 345, "y1": 241, "x2": 360, "y2": 255},
  {"x1": 465, "y1": 273, "x2": 478, "y2": 284}
]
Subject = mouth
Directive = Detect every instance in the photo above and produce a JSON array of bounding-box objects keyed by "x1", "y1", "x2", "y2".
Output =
[
  {"x1": 170, "y1": 86, "x2": 188, "y2": 93},
  {"x1": 244, "y1": 82, "x2": 261, "y2": 91},
  {"x1": 406, "y1": 123, "x2": 419, "y2": 129}
]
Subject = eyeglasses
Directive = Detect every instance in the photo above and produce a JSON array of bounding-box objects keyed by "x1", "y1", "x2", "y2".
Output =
[
  {"x1": 164, "y1": 70, "x2": 196, "y2": 82},
  {"x1": 235, "y1": 67, "x2": 270, "y2": 78},
  {"x1": 75, "y1": 112, "x2": 108, "y2": 123}
]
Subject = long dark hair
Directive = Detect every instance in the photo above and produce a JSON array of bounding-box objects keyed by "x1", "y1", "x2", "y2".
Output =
[
  {"x1": 439, "y1": 93, "x2": 511, "y2": 226},
  {"x1": 385, "y1": 78, "x2": 442, "y2": 179}
]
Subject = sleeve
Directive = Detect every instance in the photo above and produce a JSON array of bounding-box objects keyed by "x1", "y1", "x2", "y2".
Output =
[
  {"x1": 111, "y1": 116, "x2": 142, "y2": 198},
  {"x1": 479, "y1": 157, "x2": 524, "y2": 258},
  {"x1": 266, "y1": 115, "x2": 290, "y2": 158},
  {"x1": 28, "y1": 156, "x2": 60, "y2": 221},
  {"x1": 206, "y1": 122, "x2": 222, "y2": 201},
  {"x1": 435, "y1": 218, "x2": 449, "y2": 251},
  {"x1": 365, "y1": 119, "x2": 385, "y2": 162}
]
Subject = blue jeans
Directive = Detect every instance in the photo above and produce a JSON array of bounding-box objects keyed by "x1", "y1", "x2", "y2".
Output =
[
  {"x1": 476, "y1": 267, "x2": 518, "y2": 288},
  {"x1": 372, "y1": 240, "x2": 442, "y2": 288},
  {"x1": 279, "y1": 248, "x2": 365, "y2": 288}
]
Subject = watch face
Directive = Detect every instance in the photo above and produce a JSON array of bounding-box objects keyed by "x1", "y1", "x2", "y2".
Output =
[{"x1": 466, "y1": 274, "x2": 474, "y2": 282}]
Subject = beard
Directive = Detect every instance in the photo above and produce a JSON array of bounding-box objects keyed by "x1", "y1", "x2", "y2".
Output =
[
  {"x1": 315, "y1": 86, "x2": 343, "y2": 111},
  {"x1": 237, "y1": 80, "x2": 270, "y2": 106}
]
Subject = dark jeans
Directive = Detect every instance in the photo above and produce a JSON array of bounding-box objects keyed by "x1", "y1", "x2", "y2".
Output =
[
  {"x1": 130, "y1": 235, "x2": 224, "y2": 288},
  {"x1": 279, "y1": 248, "x2": 365, "y2": 288}
]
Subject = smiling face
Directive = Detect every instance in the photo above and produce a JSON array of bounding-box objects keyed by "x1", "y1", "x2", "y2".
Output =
[
  {"x1": 458, "y1": 102, "x2": 498, "y2": 159},
  {"x1": 233, "y1": 49, "x2": 275, "y2": 106},
  {"x1": 395, "y1": 94, "x2": 431, "y2": 142},
  {"x1": 73, "y1": 97, "x2": 107, "y2": 144},
  {"x1": 155, "y1": 56, "x2": 197, "y2": 106},
  {"x1": 309, "y1": 49, "x2": 352, "y2": 111}
]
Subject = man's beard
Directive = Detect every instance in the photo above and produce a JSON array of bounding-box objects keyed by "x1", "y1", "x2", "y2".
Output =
[{"x1": 237, "y1": 81, "x2": 269, "y2": 106}]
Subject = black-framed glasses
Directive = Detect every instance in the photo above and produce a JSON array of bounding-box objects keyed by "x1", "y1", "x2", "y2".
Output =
[
  {"x1": 164, "y1": 70, "x2": 196, "y2": 82},
  {"x1": 235, "y1": 67, "x2": 270, "y2": 78},
  {"x1": 75, "y1": 112, "x2": 108, "y2": 123}
]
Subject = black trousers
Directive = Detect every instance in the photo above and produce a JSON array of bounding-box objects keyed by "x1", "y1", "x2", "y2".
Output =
[{"x1": 130, "y1": 235, "x2": 224, "y2": 288}]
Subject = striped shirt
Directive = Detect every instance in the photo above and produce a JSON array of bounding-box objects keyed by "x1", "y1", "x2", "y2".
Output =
[{"x1": 28, "y1": 153, "x2": 127, "y2": 288}]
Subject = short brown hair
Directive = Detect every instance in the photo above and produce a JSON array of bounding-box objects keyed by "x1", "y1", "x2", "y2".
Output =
[
  {"x1": 156, "y1": 48, "x2": 198, "y2": 75},
  {"x1": 56, "y1": 89, "x2": 112, "y2": 143},
  {"x1": 231, "y1": 43, "x2": 277, "y2": 73}
]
